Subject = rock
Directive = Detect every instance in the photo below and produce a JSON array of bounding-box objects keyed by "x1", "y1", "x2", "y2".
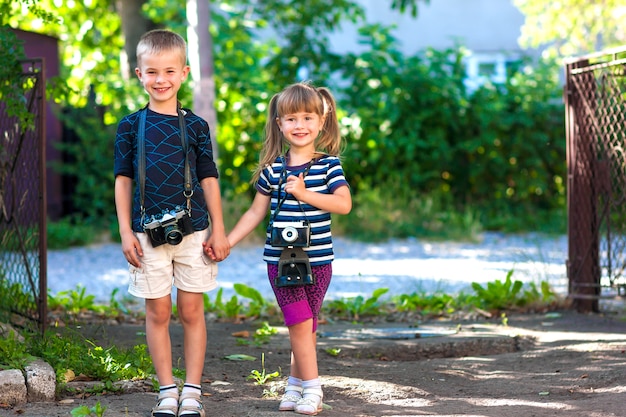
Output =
[
  {"x1": 0, "y1": 369, "x2": 27, "y2": 405},
  {"x1": 25, "y1": 359, "x2": 56, "y2": 402},
  {"x1": 0, "y1": 322, "x2": 25, "y2": 342}
]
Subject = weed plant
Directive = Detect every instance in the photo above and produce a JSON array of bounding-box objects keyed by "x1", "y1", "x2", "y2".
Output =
[{"x1": 0, "y1": 276, "x2": 562, "y2": 393}]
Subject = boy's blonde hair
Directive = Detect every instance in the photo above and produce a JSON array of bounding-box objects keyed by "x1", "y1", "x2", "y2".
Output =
[
  {"x1": 253, "y1": 82, "x2": 343, "y2": 182},
  {"x1": 136, "y1": 29, "x2": 187, "y2": 68}
]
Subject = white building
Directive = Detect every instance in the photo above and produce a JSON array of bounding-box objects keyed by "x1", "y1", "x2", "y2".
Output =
[{"x1": 330, "y1": 0, "x2": 530, "y2": 88}]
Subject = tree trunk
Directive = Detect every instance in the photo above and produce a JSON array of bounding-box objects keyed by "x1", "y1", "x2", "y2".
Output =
[
  {"x1": 186, "y1": 0, "x2": 218, "y2": 160},
  {"x1": 116, "y1": 0, "x2": 158, "y2": 79}
]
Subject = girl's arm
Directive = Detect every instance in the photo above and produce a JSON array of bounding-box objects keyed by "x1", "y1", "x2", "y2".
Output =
[
  {"x1": 227, "y1": 192, "x2": 271, "y2": 247},
  {"x1": 200, "y1": 177, "x2": 230, "y2": 261},
  {"x1": 285, "y1": 174, "x2": 352, "y2": 215}
]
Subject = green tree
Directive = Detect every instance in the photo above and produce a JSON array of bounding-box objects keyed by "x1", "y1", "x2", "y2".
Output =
[{"x1": 514, "y1": 0, "x2": 626, "y2": 57}]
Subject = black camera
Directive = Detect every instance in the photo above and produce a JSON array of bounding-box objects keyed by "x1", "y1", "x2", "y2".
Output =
[
  {"x1": 143, "y1": 206, "x2": 194, "y2": 247},
  {"x1": 275, "y1": 247, "x2": 314, "y2": 287},
  {"x1": 270, "y1": 221, "x2": 311, "y2": 247}
]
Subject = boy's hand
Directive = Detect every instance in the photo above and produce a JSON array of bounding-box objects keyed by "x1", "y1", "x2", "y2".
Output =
[
  {"x1": 121, "y1": 231, "x2": 143, "y2": 267},
  {"x1": 203, "y1": 233, "x2": 230, "y2": 262}
]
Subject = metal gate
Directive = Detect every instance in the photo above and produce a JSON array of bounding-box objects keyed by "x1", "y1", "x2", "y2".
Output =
[
  {"x1": 0, "y1": 58, "x2": 47, "y2": 331},
  {"x1": 565, "y1": 46, "x2": 626, "y2": 313}
]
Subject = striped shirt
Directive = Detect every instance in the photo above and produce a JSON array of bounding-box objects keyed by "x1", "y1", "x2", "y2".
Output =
[{"x1": 256, "y1": 155, "x2": 349, "y2": 266}]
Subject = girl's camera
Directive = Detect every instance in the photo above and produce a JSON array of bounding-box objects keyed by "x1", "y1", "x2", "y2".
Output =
[
  {"x1": 143, "y1": 206, "x2": 194, "y2": 247},
  {"x1": 270, "y1": 221, "x2": 311, "y2": 247}
]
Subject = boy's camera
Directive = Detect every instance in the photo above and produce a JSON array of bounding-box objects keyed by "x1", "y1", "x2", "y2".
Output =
[
  {"x1": 275, "y1": 247, "x2": 314, "y2": 287},
  {"x1": 143, "y1": 206, "x2": 194, "y2": 247},
  {"x1": 270, "y1": 221, "x2": 311, "y2": 247}
]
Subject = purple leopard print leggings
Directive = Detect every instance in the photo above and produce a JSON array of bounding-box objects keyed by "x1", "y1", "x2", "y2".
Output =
[{"x1": 267, "y1": 263, "x2": 332, "y2": 332}]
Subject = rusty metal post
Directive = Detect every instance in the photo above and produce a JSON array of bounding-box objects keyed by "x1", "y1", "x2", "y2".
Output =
[{"x1": 565, "y1": 59, "x2": 600, "y2": 312}]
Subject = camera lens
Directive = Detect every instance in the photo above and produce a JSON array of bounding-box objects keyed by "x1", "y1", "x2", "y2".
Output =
[
  {"x1": 164, "y1": 225, "x2": 183, "y2": 245},
  {"x1": 281, "y1": 226, "x2": 298, "y2": 243}
]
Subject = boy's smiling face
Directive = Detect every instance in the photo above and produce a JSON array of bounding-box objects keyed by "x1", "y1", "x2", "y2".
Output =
[{"x1": 136, "y1": 50, "x2": 189, "y2": 113}]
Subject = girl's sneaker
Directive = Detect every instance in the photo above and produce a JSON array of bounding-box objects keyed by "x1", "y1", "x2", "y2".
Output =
[
  {"x1": 294, "y1": 387, "x2": 323, "y2": 415},
  {"x1": 278, "y1": 385, "x2": 303, "y2": 411}
]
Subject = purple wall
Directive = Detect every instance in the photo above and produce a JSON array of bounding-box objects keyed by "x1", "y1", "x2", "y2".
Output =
[{"x1": 12, "y1": 28, "x2": 63, "y2": 220}]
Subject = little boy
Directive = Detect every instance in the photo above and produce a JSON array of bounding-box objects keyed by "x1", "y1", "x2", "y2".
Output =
[{"x1": 114, "y1": 29, "x2": 229, "y2": 417}]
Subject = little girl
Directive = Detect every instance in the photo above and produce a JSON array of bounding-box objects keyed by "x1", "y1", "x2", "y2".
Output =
[{"x1": 223, "y1": 81, "x2": 351, "y2": 415}]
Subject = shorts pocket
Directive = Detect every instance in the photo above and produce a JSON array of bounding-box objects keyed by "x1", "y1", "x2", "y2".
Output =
[{"x1": 128, "y1": 264, "x2": 144, "y2": 285}]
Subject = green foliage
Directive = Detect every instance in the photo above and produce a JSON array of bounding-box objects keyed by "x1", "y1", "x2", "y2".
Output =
[
  {"x1": 336, "y1": 24, "x2": 566, "y2": 233},
  {"x1": 47, "y1": 216, "x2": 102, "y2": 248},
  {"x1": 324, "y1": 287, "x2": 389, "y2": 320},
  {"x1": 470, "y1": 270, "x2": 557, "y2": 312},
  {"x1": 234, "y1": 283, "x2": 269, "y2": 317},
  {"x1": 247, "y1": 352, "x2": 280, "y2": 385},
  {"x1": 1, "y1": 1, "x2": 57, "y2": 131},
  {"x1": 70, "y1": 402, "x2": 107, "y2": 417},
  {"x1": 471, "y1": 271, "x2": 524, "y2": 311},
  {"x1": 48, "y1": 285, "x2": 96, "y2": 314},
  {"x1": 253, "y1": 322, "x2": 278, "y2": 345},
  {"x1": 204, "y1": 288, "x2": 242, "y2": 319},
  {"x1": 515, "y1": 0, "x2": 626, "y2": 58},
  {"x1": 392, "y1": 291, "x2": 460, "y2": 316},
  {"x1": 13, "y1": 327, "x2": 155, "y2": 386},
  {"x1": 0, "y1": 330, "x2": 36, "y2": 371},
  {"x1": 51, "y1": 105, "x2": 117, "y2": 228},
  {"x1": 8, "y1": 1, "x2": 568, "y2": 238},
  {"x1": 338, "y1": 188, "x2": 482, "y2": 241}
]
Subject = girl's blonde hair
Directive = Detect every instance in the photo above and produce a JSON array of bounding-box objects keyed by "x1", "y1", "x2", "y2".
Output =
[
  {"x1": 136, "y1": 29, "x2": 187, "y2": 69},
  {"x1": 253, "y1": 82, "x2": 342, "y2": 182}
]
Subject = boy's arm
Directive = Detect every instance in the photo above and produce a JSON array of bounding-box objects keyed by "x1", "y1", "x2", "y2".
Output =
[
  {"x1": 226, "y1": 192, "x2": 270, "y2": 247},
  {"x1": 200, "y1": 177, "x2": 230, "y2": 261},
  {"x1": 114, "y1": 175, "x2": 143, "y2": 267}
]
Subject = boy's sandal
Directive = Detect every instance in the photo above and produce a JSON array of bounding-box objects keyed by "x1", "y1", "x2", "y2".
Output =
[
  {"x1": 294, "y1": 388, "x2": 323, "y2": 416},
  {"x1": 151, "y1": 391, "x2": 179, "y2": 417},
  {"x1": 178, "y1": 391, "x2": 205, "y2": 417},
  {"x1": 279, "y1": 385, "x2": 303, "y2": 411}
]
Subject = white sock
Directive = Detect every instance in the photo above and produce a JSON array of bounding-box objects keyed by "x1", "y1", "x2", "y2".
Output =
[
  {"x1": 301, "y1": 377, "x2": 322, "y2": 399},
  {"x1": 179, "y1": 383, "x2": 202, "y2": 416},
  {"x1": 288, "y1": 375, "x2": 302, "y2": 387},
  {"x1": 286, "y1": 376, "x2": 303, "y2": 395}
]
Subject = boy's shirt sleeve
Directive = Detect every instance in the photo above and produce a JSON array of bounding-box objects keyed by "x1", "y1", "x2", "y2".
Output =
[
  {"x1": 114, "y1": 115, "x2": 134, "y2": 178},
  {"x1": 193, "y1": 116, "x2": 219, "y2": 180}
]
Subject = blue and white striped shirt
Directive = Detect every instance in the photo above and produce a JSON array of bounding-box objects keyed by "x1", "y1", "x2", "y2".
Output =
[{"x1": 256, "y1": 155, "x2": 349, "y2": 266}]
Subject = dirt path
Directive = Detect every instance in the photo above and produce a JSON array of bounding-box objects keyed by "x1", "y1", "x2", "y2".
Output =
[{"x1": 2, "y1": 311, "x2": 626, "y2": 417}]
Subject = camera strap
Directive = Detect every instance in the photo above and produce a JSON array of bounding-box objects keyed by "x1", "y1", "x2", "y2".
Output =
[
  {"x1": 137, "y1": 106, "x2": 192, "y2": 225},
  {"x1": 269, "y1": 156, "x2": 314, "y2": 227}
]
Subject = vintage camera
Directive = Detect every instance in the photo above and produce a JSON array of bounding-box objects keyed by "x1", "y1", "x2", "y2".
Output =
[
  {"x1": 143, "y1": 206, "x2": 194, "y2": 247},
  {"x1": 275, "y1": 247, "x2": 314, "y2": 287},
  {"x1": 270, "y1": 221, "x2": 311, "y2": 247}
]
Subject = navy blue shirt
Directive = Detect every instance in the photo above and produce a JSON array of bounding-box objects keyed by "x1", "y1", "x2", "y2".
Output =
[{"x1": 114, "y1": 108, "x2": 218, "y2": 232}]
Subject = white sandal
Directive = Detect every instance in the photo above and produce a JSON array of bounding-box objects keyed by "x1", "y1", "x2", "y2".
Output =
[
  {"x1": 294, "y1": 387, "x2": 323, "y2": 415},
  {"x1": 177, "y1": 391, "x2": 205, "y2": 417},
  {"x1": 151, "y1": 391, "x2": 179, "y2": 417},
  {"x1": 279, "y1": 385, "x2": 303, "y2": 411}
]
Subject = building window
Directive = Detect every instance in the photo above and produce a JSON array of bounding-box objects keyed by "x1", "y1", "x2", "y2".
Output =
[{"x1": 464, "y1": 53, "x2": 521, "y2": 92}]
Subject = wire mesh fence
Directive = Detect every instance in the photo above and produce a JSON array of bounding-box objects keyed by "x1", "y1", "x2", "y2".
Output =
[
  {"x1": 0, "y1": 58, "x2": 47, "y2": 331},
  {"x1": 565, "y1": 47, "x2": 626, "y2": 312}
]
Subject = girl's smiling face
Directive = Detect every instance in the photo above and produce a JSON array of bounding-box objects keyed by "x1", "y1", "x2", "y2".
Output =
[
  {"x1": 136, "y1": 50, "x2": 189, "y2": 110},
  {"x1": 277, "y1": 111, "x2": 324, "y2": 151}
]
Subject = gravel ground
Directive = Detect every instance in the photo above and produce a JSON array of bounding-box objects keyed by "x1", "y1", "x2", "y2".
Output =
[{"x1": 46, "y1": 232, "x2": 569, "y2": 304}]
